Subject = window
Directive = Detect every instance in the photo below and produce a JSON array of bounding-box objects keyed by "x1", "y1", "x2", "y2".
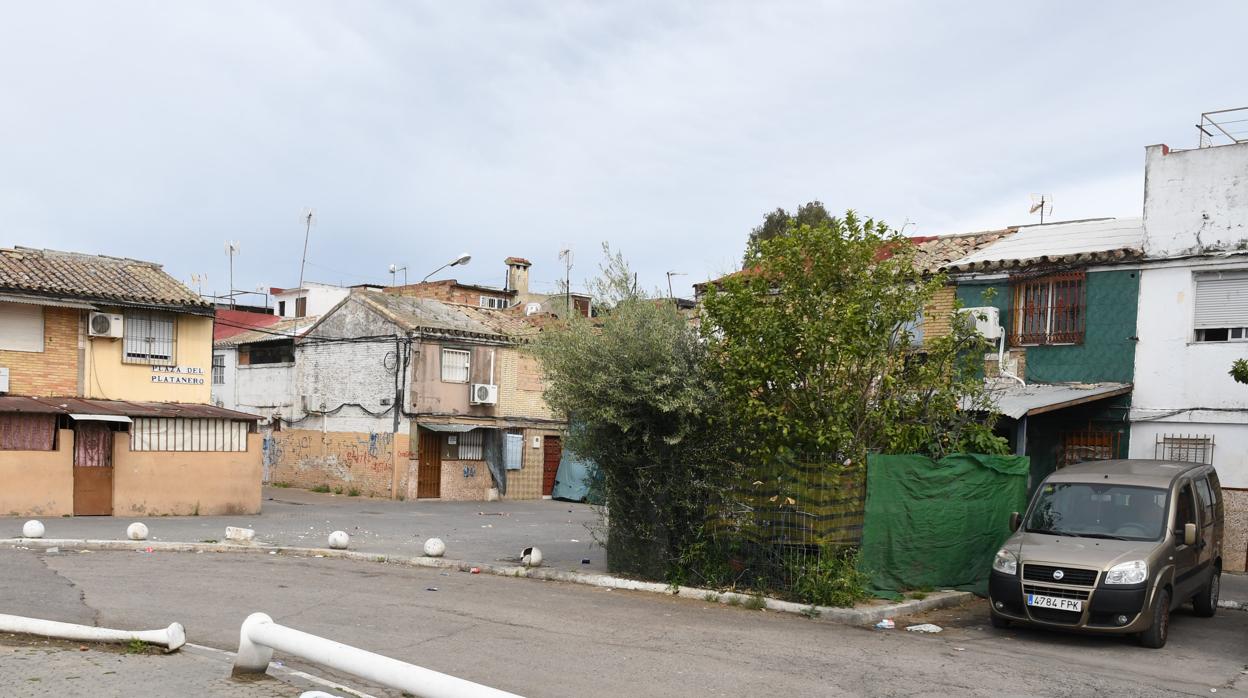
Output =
[
  {"x1": 479, "y1": 296, "x2": 508, "y2": 310},
  {"x1": 1059, "y1": 426, "x2": 1119, "y2": 467},
  {"x1": 1155, "y1": 434, "x2": 1214, "y2": 465},
  {"x1": 0, "y1": 302, "x2": 44, "y2": 352},
  {"x1": 443, "y1": 429, "x2": 483, "y2": 460},
  {"x1": 1194, "y1": 477, "x2": 1215, "y2": 523},
  {"x1": 123, "y1": 311, "x2": 176, "y2": 365},
  {"x1": 295, "y1": 296, "x2": 307, "y2": 318},
  {"x1": 241, "y1": 340, "x2": 294, "y2": 365},
  {"x1": 278, "y1": 300, "x2": 286, "y2": 316},
  {"x1": 0, "y1": 413, "x2": 55, "y2": 451},
  {"x1": 1011, "y1": 272, "x2": 1085, "y2": 345},
  {"x1": 211, "y1": 354, "x2": 225, "y2": 385},
  {"x1": 1194, "y1": 271, "x2": 1248, "y2": 342},
  {"x1": 1176, "y1": 483, "x2": 1195, "y2": 529},
  {"x1": 441, "y1": 348, "x2": 470, "y2": 383},
  {"x1": 130, "y1": 417, "x2": 249, "y2": 452},
  {"x1": 503, "y1": 431, "x2": 524, "y2": 470}
]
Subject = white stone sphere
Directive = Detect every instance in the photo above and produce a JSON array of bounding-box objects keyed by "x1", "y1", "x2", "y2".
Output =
[
  {"x1": 423, "y1": 537, "x2": 446, "y2": 557},
  {"x1": 22, "y1": 520, "x2": 45, "y2": 539},
  {"x1": 522, "y1": 547, "x2": 543, "y2": 568},
  {"x1": 126, "y1": 522, "x2": 149, "y2": 541},
  {"x1": 328, "y1": 530, "x2": 350, "y2": 550}
]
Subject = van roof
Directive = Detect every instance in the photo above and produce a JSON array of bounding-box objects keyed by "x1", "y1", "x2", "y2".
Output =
[{"x1": 1045, "y1": 459, "x2": 1207, "y2": 488}]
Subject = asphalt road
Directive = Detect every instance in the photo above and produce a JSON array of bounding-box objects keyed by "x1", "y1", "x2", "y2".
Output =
[{"x1": 2, "y1": 548, "x2": 1245, "y2": 697}]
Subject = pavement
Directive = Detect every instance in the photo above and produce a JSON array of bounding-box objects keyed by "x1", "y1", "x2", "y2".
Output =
[
  {"x1": 1, "y1": 485, "x2": 605, "y2": 572},
  {"x1": 3, "y1": 547, "x2": 1247, "y2": 697},
  {"x1": 1224, "y1": 571, "x2": 1248, "y2": 609}
]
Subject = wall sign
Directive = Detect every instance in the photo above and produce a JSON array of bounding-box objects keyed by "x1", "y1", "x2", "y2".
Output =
[{"x1": 151, "y1": 365, "x2": 206, "y2": 385}]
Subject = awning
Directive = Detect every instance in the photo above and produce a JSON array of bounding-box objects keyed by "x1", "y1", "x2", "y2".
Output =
[
  {"x1": 69, "y1": 413, "x2": 133, "y2": 424},
  {"x1": 419, "y1": 423, "x2": 480, "y2": 433},
  {"x1": 0, "y1": 396, "x2": 262, "y2": 421},
  {"x1": 986, "y1": 382, "x2": 1132, "y2": 419},
  {"x1": 0, "y1": 293, "x2": 97, "y2": 310}
]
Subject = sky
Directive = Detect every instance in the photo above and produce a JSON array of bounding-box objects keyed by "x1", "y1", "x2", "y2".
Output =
[{"x1": 2, "y1": 2, "x2": 1246, "y2": 301}]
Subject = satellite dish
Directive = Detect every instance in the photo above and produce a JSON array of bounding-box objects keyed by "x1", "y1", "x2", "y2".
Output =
[{"x1": 1029, "y1": 194, "x2": 1053, "y2": 222}]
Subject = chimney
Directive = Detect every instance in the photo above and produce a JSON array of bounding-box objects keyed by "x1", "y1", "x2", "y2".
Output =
[{"x1": 505, "y1": 257, "x2": 531, "y2": 298}]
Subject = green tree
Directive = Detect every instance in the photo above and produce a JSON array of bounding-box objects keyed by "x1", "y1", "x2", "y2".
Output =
[
  {"x1": 530, "y1": 248, "x2": 731, "y2": 578},
  {"x1": 704, "y1": 210, "x2": 1004, "y2": 472},
  {"x1": 743, "y1": 200, "x2": 834, "y2": 265}
]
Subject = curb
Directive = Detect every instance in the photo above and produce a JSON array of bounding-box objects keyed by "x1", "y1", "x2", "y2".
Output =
[
  {"x1": 1219, "y1": 600, "x2": 1247, "y2": 611},
  {"x1": 3, "y1": 537, "x2": 971, "y2": 625}
]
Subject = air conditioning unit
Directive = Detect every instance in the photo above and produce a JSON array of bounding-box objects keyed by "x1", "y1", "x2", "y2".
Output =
[
  {"x1": 470, "y1": 383, "x2": 499, "y2": 405},
  {"x1": 956, "y1": 306, "x2": 1002, "y2": 340},
  {"x1": 0, "y1": 367, "x2": 9, "y2": 394},
  {"x1": 88, "y1": 312, "x2": 124, "y2": 338}
]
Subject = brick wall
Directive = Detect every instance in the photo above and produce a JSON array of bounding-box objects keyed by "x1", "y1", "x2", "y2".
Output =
[
  {"x1": 265, "y1": 428, "x2": 409, "y2": 498},
  {"x1": 922, "y1": 285, "x2": 955, "y2": 344},
  {"x1": 387, "y1": 282, "x2": 511, "y2": 308},
  {"x1": 440, "y1": 458, "x2": 493, "y2": 500},
  {"x1": 498, "y1": 349, "x2": 559, "y2": 421},
  {"x1": 295, "y1": 336, "x2": 405, "y2": 434},
  {"x1": 0, "y1": 307, "x2": 80, "y2": 396},
  {"x1": 503, "y1": 427, "x2": 563, "y2": 500}
]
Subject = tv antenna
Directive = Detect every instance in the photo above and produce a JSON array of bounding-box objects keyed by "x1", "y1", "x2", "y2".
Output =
[
  {"x1": 666, "y1": 271, "x2": 686, "y2": 298},
  {"x1": 388, "y1": 263, "x2": 408, "y2": 286},
  {"x1": 559, "y1": 248, "x2": 573, "y2": 315},
  {"x1": 299, "y1": 208, "x2": 316, "y2": 291},
  {"x1": 1029, "y1": 194, "x2": 1053, "y2": 224},
  {"x1": 190, "y1": 273, "x2": 208, "y2": 296},
  {"x1": 224, "y1": 242, "x2": 240, "y2": 306}
]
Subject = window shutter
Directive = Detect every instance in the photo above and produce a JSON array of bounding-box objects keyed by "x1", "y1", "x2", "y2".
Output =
[
  {"x1": 1194, "y1": 273, "x2": 1248, "y2": 329},
  {"x1": 0, "y1": 303, "x2": 44, "y2": 352}
]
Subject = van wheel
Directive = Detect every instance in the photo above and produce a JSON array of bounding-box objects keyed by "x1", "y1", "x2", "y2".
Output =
[
  {"x1": 990, "y1": 611, "x2": 1010, "y2": 629},
  {"x1": 1193, "y1": 571, "x2": 1220, "y2": 618},
  {"x1": 1138, "y1": 589, "x2": 1170, "y2": 649}
]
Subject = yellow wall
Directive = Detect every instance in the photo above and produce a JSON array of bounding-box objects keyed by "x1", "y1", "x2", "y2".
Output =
[
  {"x1": 84, "y1": 313, "x2": 213, "y2": 403},
  {"x1": 112, "y1": 433, "x2": 262, "y2": 516},
  {"x1": 0, "y1": 429, "x2": 74, "y2": 516}
]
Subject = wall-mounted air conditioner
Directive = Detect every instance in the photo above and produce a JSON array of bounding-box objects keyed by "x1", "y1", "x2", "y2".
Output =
[
  {"x1": 0, "y1": 367, "x2": 9, "y2": 393},
  {"x1": 470, "y1": 383, "x2": 499, "y2": 405},
  {"x1": 956, "y1": 306, "x2": 1002, "y2": 340},
  {"x1": 88, "y1": 312, "x2": 125, "y2": 338}
]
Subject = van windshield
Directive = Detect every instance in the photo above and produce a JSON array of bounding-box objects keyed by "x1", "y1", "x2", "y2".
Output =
[{"x1": 1025, "y1": 482, "x2": 1168, "y2": 542}]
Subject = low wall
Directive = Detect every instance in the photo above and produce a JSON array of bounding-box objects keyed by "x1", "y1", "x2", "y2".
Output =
[
  {"x1": 1225, "y1": 488, "x2": 1247, "y2": 573},
  {"x1": 439, "y1": 459, "x2": 493, "y2": 501},
  {"x1": 112, "y1": 433, "x2": 263, "y2": 516},
  {"x1": 266, "y1": 429, "x2": 410, "y2": 499},
  {"x1": 0, "y1": 429, "x2": 74, "y2": 516}
]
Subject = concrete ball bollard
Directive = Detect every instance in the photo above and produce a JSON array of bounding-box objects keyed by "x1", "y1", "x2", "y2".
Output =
[
  {"x1": 521, "y1": 546, "x2": 543, "y2": 568},
  {"x1": 126, "y1": 522, "x2": 149, "y2": 541},
  {"x1": 423, "y1": 538, "x2": 446, "y2": 557},
  {"x1": 22, "y1": 520, "x2": 45, "y2": 539},
  {"x1": 327, "y1": 530, "x2": 350, "y2": 550}
]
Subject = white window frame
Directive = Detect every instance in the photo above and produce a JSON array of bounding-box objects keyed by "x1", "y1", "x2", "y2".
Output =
[
  {"x1": 0, "y1": 302, "x2": 44, "y2": 352},
  {"x1": 1193, "y1": 271, "x2": 1248, "y2": 343},
  {"x1": 479, "y1": 296, "x2": 507, "y2": 309},
  {"x1": 123, "y1": 311, "x2": 177, "y2": 365},
  {"x1": 441, "y1": 348, "x2": 471, "y2": 383},
  {"x1": 211, "y1": 353, "x2": 226, "y2": 385}
]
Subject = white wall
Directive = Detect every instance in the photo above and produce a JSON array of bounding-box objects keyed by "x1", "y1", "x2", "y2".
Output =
[
  {"x1": 294, "y1": 339, "x2": 406, "y2": 434},
  {"x1": 1129, "y1": 421, "x2": 1248, "y2": 489},
  {"x1": 211, "y1": 346, "x2": 296, "y2": 419},
  {"x1": 1143, "y1": 142, "x2": 1248, "y2": 258},
  {"x1": 274, "y1": 283, "x2": 349, "y2": 319}
]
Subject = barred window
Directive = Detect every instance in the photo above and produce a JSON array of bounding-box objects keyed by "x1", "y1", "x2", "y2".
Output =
[
  {"x1": 211, "y1": 354, "x2": 225, "y2": 385},
  {"x1": 1059, "y1": 426, "x2": 1120, "y2": 467},
  {"x1": 1155, "y1": 434, "x2": 1214, "y2": 465},
  {"x1": 443, "y1": 429, "x2": 483, "y2": 460},
  {"x1": 130, "y1": 417, "x2": 249, "y2": 452},
  {"x1": 441, "y1": 348, "x2": 470, "y2": 383},
  {"x1": 123, "y1": 311, "x2": 176, "y2": 365},
  {"x1": 1011, "y1": 272, "x2": 1085, "y2": 346}
]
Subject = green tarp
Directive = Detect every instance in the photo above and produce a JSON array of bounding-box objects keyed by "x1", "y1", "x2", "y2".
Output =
[{"x1": 860, "y1": 453, "x2": 1029, "y2": 598}]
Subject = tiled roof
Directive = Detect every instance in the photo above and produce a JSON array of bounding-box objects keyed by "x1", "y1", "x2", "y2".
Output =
[
  {"x1": 214, "y1": 308, "x2": 282, "y2": 341},
  {"x1": 214, "y1": 315, "x2": 319, "y2": 348},
  {"x1": 0, "y1": 247, "x2": 211, "y2": 314},
  {"x1": 354, "y1": 291, "x2": 539, "y2": 342},
  {"x1": 944, "y1": 218, "x2": 1144, "y2": 272},
  {"x1": 908, "y1": 229, "x2": 1016, "y2": 273}
]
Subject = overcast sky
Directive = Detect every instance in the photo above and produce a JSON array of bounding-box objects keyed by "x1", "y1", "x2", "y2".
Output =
[{"x1": 2, "y1": 2, "x2": 1245, "y2": 300}]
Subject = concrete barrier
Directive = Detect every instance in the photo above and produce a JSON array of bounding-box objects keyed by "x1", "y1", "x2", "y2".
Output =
[
  {"x1": 0, "y1": 612, "x2": 185, "y2": 651},
  {"x1": 232, "y1": 612, "x2": 521, "y2": 697}
]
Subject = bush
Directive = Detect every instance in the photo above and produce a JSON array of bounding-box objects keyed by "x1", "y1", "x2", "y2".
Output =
[
  {"x1": 788, "y1": 548, "x2": 870, "y2": 608},
  {"x1": 310, "y1": 484, "x2": 331, "y2": 493}
]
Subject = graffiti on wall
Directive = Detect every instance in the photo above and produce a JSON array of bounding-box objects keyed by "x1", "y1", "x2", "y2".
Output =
[{"x1": 264, "y1": 429, "x2": 408, "y2": 494}]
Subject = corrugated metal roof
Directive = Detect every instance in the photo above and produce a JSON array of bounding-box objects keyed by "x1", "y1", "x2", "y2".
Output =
[
  {"x1": 0, "y1": 396, "x2": 261, "y2": 420},
  {"x1": 0, "y1": 247, "x2": 212, "y2": 314},
  {"x1": 354, "y1": 292, "x2": 538, "y2": 342},
  {"x1": 0, "y1": 292, "x2": 98, "y2": 309},
  {"x1": 214, "y1": 316, "x2": 319, "y2": 348},
  {"x1": 945, "y1": 218, "x2": 1144, "y2": 272},
  {"x1": 988, "y1": 382, "x2": 1132, "y2": 419},
  {"x1": 214, "y1": 308, "x2": 282, "y2": 341}
]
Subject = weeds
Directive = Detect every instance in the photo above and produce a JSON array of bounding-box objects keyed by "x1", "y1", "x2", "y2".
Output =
[
  {"x1": 788, "y1": 548, "x2": 870, "y2": 608},
  {"x1": 270, "y1": 482, "x2": 291, "y2": 488},
  {"x1": 726, "y1": 595, "x2": 742, "y2": 607},
  {"x1": 347, "y1": 488, "x2": 360, "y2": 497},
  {"x1": 124, "y1": 640, "x2": 149, "y2": 654},
  {"x1": 200, "y1": 539, "x2": 218, "y2": 544},
  {"x1": 801, "y1": 605, "x2": 822, "y2": 619},
  {"x1": 703, "y1": 592, "x2": 720, "y2": 603},
  {"x1": 743, "y1": 593, "x2": 767, "y2": 611},
  {"x1": 311, "y1": 485, "x2": 331, "y2": 494},
  {"x1": 332, "y1": 486, "x2": 343, "y2": 495}
]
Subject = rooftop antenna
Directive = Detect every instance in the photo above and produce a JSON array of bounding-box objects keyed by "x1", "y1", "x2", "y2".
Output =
[
  {"x1": 665, "y1": 271, "x2": 686, "y2": 298},
  {"x1": 190, "y1": 273, "x2": 207, "y2": 297},
  {"x1": 388, "y1": 264, "x2": 408, "y2": 286},
  {"x1": 897, "y1": 218, "x2": 916, "y2": 236},
  {"x1": 1029, "y1": 194, "x2": 1053, "y2": 224},
  {"x1": 298, "y1": 208, "x2": 316, "y2": 291},
  {"x1": 559, "y1": 247, "x2": 573, "y2": 316},
  {"x1": 224, "y1": 242, "x2": 240, "y2": 307}
]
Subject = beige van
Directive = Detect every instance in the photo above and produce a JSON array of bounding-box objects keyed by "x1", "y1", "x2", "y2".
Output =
[{"x1": 988, "y1": 459, "x2": 1224, "y2": 648}]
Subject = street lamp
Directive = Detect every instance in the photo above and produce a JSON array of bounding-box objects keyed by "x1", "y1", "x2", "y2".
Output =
[{"x1": 421, "y1": 253, "x2": 472, "y2": 283}]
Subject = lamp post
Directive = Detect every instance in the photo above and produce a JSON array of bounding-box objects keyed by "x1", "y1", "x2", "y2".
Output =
[{"x1": 421, "y1": 253, "x2": 472, "y2": 283}]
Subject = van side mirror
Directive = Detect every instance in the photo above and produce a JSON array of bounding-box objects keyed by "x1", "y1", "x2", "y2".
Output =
[
  {"x1": 1009, "y1": 512, "x2": 1021, "y2": 532},
  {"x1": 1183, "y1": 522, "x2": 1197, "y2": 546}
]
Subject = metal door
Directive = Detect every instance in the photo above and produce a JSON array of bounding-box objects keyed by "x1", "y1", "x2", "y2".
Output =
[
  {"x1": 1171, "y1": 480, "x2": 1199, "y2": 600},
  {"x1": 418, "y1": 429, "x2": 442, "y2": 499},
  {"x1": 73, "y1": 422, "x2": 114, "y2": 516},
  {"x1": 542, "y1": 436, "x2": 561, "y2": 497}
]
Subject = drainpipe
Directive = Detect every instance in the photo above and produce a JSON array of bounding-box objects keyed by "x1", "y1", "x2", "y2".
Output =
[{"x1": 998, "y1": 334, "x2": 1025, "y2": 387}]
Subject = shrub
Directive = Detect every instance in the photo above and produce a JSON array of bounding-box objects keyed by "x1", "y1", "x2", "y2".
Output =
[{"x1": 788, "y1": 548, "x2": 870, "y2": 608}]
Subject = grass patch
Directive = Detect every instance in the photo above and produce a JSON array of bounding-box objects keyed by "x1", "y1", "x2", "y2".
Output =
[
  {"x1": 270, "y1": 482, "x2": 291, "y2": 488},
  {"x1": 742, "y1": 593, "x2": 767, "y2": 611},
  {"x1": 703, "y1": 592, "x2": 720, "y2": 603},
  {"x1": 199, "y1": 539, "x2": 218, "y2": 544},
  {"x1": 801, "y1": 605, "x2": 822, "y2": 619},
  {"x1": 347, "y1": 488, "x2": 361, "y2": 497},
  {"x1": 908, "y1": 592, "x2": 928, "y2": 600},
  {"x1": 726, "y1": 595, "x2": 742, "y2": 607},
  {"x1": 124, "y1": 640, "x2": 149, "y2": 655},
  {"x1": 332, "y1": 486, "x2": 343, "y2": 495},
  {"x1": 788, "y1": 548, "x2": 870, "y2": 608},
  {"x1": 310, "y1": 485, "x2": 331, "y2": 494}
]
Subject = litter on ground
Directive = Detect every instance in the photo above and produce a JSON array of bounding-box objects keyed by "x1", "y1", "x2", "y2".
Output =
[
  {"x1": 906, "y1": 623, "x2": 942, "y2": 633},
  {"x1": 874, "y1": 619, "x2": 895, "y2": 629}
]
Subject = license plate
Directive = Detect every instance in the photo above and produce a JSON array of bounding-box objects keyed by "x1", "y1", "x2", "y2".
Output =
[{"x1": 1026, "y1": 594, "x2": 1082, "y2": 612}]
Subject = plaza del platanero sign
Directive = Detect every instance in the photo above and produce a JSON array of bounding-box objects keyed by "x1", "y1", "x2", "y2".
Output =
[{"x1": 151, "y1": 365, "x2": 206, "y2": 385}]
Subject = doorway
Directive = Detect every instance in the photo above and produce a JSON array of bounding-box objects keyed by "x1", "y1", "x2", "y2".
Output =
[
  {"x1": 542, "y1": 435, "x2": 562, "y2": 497},
  {"x1": 73, "y1": 422, "x2": 114, "y2": 515},
  {"x1": 418, "y1": 428, "x2": 442, "y2": 499}
]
